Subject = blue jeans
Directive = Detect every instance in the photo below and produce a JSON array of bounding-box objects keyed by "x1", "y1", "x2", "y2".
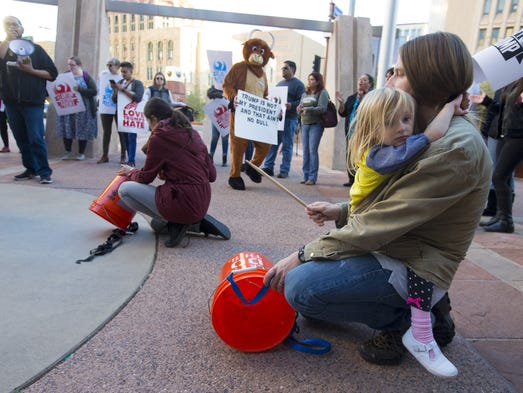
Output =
[
  {"x1": 284, "y1": 254, "x2": 410, "y2": 332},
  {"x1": 209, "y1": 125, "x2": 229, "y2": 157},
  {"x1": 123, "y1": 132, "x2": 137, "y2": 165},
  {"x1": 263, "y1": 117, "x2": 298, "y2": 174},
  {"x1": 301, "y1": 123, "x2": 324, "y2": 182},
  {"x1": 6, "y1": 104, "x2": 52, "y2": 177}
]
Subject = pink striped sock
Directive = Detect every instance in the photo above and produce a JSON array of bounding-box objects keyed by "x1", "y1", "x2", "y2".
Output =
[{"x1": 411, "y1": 306, "x2": 434, "y2": 344}]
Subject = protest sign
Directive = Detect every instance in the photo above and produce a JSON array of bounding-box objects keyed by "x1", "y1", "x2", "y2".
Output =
[
  {"x1": 98, "y1": 72, "x2": 119, "y2": 113},
  {"x1": 204, "y1": 98, "x2": 230, "y2": 136},
  {"x1": 268, "y1": 86, "x2": 288, "y2": 131},
  {"x1": 234, "y1": 90, "x2": 279, "y2": 145},
  {"x1": 473, "y1": 29, "x2": 523, "y2": 90},
  {"x1": 207, "y1": 50, "x2": 232, "y2": 90},
  {"x1": 46, "y1": 72, "x2": 85, "y2": 116},
  {"x1": 117, "y1": 92, "x2": 147, "y2": 134}
]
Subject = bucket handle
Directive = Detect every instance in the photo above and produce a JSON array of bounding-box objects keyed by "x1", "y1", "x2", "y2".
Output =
[{"x1": 226, "y1": 272, "x2": 269, "y2": 305}]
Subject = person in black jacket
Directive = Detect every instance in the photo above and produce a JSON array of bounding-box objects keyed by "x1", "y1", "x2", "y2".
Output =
[
  {"x1": 0, "y1": 16, "x2": 58, "y2": 184},
  {"x1": 479, "y1": 78, "x2": 523, "y2": 233}
]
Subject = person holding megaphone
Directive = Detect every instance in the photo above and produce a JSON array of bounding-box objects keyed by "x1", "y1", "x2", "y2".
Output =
[{"x1": 0, "y1": 16, "x2": 58, "y2": 184}]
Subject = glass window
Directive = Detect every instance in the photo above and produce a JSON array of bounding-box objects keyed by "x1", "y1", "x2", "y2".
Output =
[
  {"x1": 148, "y1": 16, "x2": 154, "y2": 29},
  {"x1": 139, "y1": 15, "x2": 144, "y2": 30},
  {"x1": 130, "y1": 15, "x2": 135, "y2": 32},
  {"x1": 510, "y1": 0, "x2": 518, "y2": 12},
  {"x1": 147, "y1": 67, "x2": 153, "y2": 80},
  {"x1": 147, "y1": 42, "x2": 153, "y2": 61},
  {"x1": 496, "y1": 0, "x2": 505, "y2": 13},
  {"x1": 478, "y1": 28, "x2": 487, "y2": 46},
  {"x1": 168, "y1": 40, "x2": 174, "y2": 60},
  {"x1": 491, "y1": 27, "x2": 501, "y2": 44},
  {"x1": 483, "y1": 0, "x2": 492, "y2": 14},
  {"x1": 506, "y1": 26, "x2": 514, "y2": 37},
  {"x1": 113, "y1": 15, "x2": 119, "y2": 33},
  {"x1": 157, "y1": 42, "x2": 163, "y2": 60}
]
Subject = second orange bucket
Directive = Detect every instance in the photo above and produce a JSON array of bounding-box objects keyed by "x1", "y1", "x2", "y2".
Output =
[{"x1": 210, "y1": 251, "x2": 296, "y2": 352}]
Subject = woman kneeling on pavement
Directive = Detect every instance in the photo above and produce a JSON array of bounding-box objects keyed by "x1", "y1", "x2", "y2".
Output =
[
  {"x1": 263, "y1": 32, "x2": 491, "y2": 378},
  {"x1": 117, "y1": 97, "x2": 216, "y2": 247}
]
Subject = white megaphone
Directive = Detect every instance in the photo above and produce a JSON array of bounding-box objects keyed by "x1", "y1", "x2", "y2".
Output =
[{"x1": 7, "y1": 39, "x2": 35, "y2": 66}]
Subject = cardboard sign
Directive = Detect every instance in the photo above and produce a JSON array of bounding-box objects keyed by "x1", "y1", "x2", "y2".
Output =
[
  {"x1": 207, "y1": 50, "x2": 232, "y2": 90},
  {"x1": 473, "y1": 29, "x2": 523, "y2": 90},
  {"x1": 46, "y1": 73, "x2": 85, "y2": 116},
  {"x1": 116, "y1": 92, "x2": 147, "y2": 134},
  {"x1": 268, "y1": 86, "x2": 288, "y2": 131},
  {"x1": 234, "y1": 90, "x2": 279, "y2": 145},
  {"x1": 204, "y1": 98, "x2": 230, "y2": 136}
]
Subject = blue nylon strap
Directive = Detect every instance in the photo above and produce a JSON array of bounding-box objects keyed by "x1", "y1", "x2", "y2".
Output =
[
  {"x1": 284, "y1": 335, "x2": 331, "y2": 355},
  {"x1": 225, "y1": 272, "x2": 331, "y2": 355},
  {"x1": 226, "y1": 272, "x2": 270, "y2": 305}
]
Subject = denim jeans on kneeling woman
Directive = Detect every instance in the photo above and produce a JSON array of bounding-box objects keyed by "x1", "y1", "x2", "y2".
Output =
[{"x1": 284, "y1": 254, "x2": 411, "y2": 332}]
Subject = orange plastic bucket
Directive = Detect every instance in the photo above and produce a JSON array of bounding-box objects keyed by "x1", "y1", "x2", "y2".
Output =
[
  {"x1": 89, "y1": 175, "x2": 136, "y2": 230},
  {"x1": 210, "y1": 251, "x2": 295, "y2": 352}
]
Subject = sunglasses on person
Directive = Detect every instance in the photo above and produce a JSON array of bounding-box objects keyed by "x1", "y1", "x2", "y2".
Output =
[{"x1": 155, "y1": 77, "x2": 164, "y2": 80}]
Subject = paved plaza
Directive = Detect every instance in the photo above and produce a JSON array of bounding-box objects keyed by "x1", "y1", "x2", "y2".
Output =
[{"x1": 1, "y1": 131, "x2": 521, "y2": 393}]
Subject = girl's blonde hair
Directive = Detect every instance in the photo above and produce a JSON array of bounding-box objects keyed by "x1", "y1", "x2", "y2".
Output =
[{"x1": 347, "y1": 87, "x2": 416, "y2": 172}]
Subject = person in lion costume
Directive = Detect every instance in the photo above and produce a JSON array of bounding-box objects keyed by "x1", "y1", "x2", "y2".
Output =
[{"x1": 222, "y1": 38, "x2": 274, "y2": 190}]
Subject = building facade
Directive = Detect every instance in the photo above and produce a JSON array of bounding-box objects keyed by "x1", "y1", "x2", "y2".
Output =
[{"x1": 434, "y1": 0, "x2": 522, "y2": 53}]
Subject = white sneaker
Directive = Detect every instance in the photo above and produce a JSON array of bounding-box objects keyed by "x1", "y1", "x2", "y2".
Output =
[
  {"x1": 402, "y1": 327, "x2": 458, "y2": 378},
  {"x1": 76, "y1": 154, "x2": 85, "y2": 161},
  {"x1": 61, "y1": 152, "x2": 73, "y2": 160}
]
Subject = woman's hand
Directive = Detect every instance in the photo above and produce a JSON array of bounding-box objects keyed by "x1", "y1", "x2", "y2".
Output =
[
  {"x1": 117, "y1": 164, "x2": 134, "y2": 176},
  {"x1": 335, "y1": 91, "x2": 344, "y2": 103},
  {"x1": 306, "y1": 201, "x2": 341, "y2": 227},
  {"x1": 263, "y1": 251, "x2": 301, "y2": 293},
  {"x1": 469, "y1": 90, "x2": 486, "y2": 104}
]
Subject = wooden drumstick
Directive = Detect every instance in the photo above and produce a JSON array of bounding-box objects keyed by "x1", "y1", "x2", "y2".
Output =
[{"x1": 246, "y1": 160, "x2": 308, "y2": 207}]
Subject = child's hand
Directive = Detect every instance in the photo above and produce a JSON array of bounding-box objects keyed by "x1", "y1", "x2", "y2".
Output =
[{"x1": 451, "y1": 94, "x2": 468, "y2": 116}]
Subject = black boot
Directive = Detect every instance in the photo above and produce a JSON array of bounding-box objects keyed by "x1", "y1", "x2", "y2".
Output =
[
  {"x1": 479, "y1": 213, "x2": 500, "y2": 227},
  {"x1": 484, "y1": 215, "x2": 514, "y2": 233},
  {"x1": 222, "y1": 154, "x2": 227, "y2": 167},
  {"x1": 165, "y1": 222, "x2": 188, "y2": 247},
  {"x1": 432, "y1": 293, "x2": 455, "y2": 347},
  {"x1": 482, "y1": 189, "x2": 497, "y2": 216},
  {"x1": 484, "y1": 196, "x2": 514, "y2": 233}
]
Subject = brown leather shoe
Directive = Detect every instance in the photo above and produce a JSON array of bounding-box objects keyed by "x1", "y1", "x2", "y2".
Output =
[
  {"x1": 359, "y1": 331, "x2": 406, "y2": 365},
  {"x1": 97, "y1": 156, "x2": 109, "y2": 164}
]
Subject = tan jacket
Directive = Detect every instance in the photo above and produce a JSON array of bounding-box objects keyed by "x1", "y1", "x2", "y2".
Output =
[{"x1": 303, "y1": 116, "x2": 492, "y2": 289}]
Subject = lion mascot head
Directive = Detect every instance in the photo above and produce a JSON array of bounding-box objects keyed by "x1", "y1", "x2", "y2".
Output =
[{"x1": 242, "y1": 38, "x2": 274, "y2": 76}]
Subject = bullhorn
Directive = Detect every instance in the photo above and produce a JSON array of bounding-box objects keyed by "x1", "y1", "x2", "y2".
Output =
[
  {"x1": 8, "y1": 39, "x2": 35, "y2": 56},
  {"x1": 8, "y1": 39, "x2": 35, "y2": 66}
]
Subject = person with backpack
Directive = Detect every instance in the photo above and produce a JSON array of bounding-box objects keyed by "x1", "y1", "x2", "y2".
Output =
[{"x1": 57, "y1": 56, "x2": 98, "y2": 161}]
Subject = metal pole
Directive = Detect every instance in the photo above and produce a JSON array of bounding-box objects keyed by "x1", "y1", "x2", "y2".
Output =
[
  {"x1": 376, "y1": 0, "x2": 398, "y2": 88},
  {"x1": 348, "y1": 0, "x2": 356, "y2": 16}
]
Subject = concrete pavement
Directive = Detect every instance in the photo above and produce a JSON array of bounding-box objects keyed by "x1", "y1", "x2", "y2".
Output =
[{"x1": 0, "y1": 136, "x2": 521, "y2": 393}]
